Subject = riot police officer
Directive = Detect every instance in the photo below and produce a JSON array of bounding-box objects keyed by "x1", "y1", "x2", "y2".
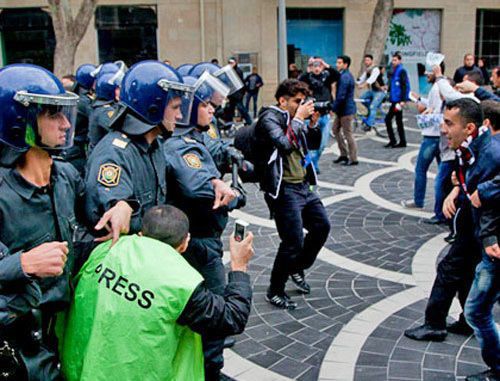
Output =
[
  {"x1": 84, "y1": 60, "x2": 194, "y2": 234},
  {"x1": 187, "y1": 63, "x2": 248, "y2": 175},
  {"x1": 87, "y1": 72, "x2": 122, "y2": 153},
  {"x1": 164, "y1": 72, "x2": 245, "y2": 381},
  {"x1": 0, "y1": 64, "x2": 131, "y2": 380},
  {"x1": 62, "y1": 63, "x2": 96, "y2": 174}
]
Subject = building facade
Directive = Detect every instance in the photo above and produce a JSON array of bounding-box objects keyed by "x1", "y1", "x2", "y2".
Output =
[{"x1": 0, "y1": 0, "x2": 499, "y2": 103}]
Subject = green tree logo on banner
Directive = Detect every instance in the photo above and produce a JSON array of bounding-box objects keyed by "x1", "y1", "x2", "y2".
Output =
[{"x1": 389, "y1": 22, "x2": 411, "y2": 47}]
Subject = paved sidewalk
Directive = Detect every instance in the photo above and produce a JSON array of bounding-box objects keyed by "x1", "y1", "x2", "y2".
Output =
[{"x1": 220, "y1": 114, "x2": 499, "y2": 381}]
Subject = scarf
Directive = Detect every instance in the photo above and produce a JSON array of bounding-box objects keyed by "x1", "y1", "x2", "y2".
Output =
[{"x1": 455, "y1": 125, "x2": 489, "y2": 198}]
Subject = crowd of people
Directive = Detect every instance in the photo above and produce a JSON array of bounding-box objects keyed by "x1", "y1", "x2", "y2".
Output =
[{"x1": 0, "y1": 47, "x2": 498, "y2": 381}]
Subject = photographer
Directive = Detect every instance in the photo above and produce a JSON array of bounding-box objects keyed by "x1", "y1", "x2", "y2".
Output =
[
  {"x1": 332, "y1": 55, "x2": 358, "y2": 165},
  {"x1": 254, "y1": 79, "x2": 331, "y2": 309},
  {"x1": 299, "y1": 57, "x2": 339, "y2": 172}
]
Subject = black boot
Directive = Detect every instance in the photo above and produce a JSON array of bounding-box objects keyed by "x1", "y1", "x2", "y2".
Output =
[
  {"x1": 333, "y1": 156, "x2": 348, "y2": 164},
  {"x1": 404, "y1": 324, "x2": 447, "y2": 341}
]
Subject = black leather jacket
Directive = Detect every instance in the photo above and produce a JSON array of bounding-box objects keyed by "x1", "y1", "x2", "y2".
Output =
[
  {"x1": 254, "y1": 106, "x2": 318, "y2": 198},
  {"x1": 177, "y1": 271, "x2": 252, "y2": 337}
]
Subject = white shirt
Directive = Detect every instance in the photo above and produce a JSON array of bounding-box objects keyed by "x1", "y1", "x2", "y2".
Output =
[
  {"x1": 356, "y1": 67, "x2": 380, "y2": 86},
  {"x1": 419, "y1": 82, "x2": 443, "y2": 137}
]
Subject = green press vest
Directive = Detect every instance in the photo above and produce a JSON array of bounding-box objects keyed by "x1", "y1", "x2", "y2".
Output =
[{"x1": 60, "y1": 235, "x2": 204, "y2": 381}]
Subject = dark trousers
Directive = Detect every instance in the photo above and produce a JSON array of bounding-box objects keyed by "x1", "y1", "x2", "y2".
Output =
[
  {"x1": 183, "y1": 237, "x2": 226, "y2": 381},
  {"x1": 267, "y1": 182, "x2": 330, "y2": 295},
  {"x1": 225, "y1": 97, "x2": 253, "y2": 125},
  {"x1": 385, "y1": 103, "x2": 406, "y2": 145},
  {"x1": 245, "y1": 92, "x2": 259, "y2": 118},
  {"x1": 3, "y1": 312, "x2": 62, "y2": 381},
  {"x1": 425, "y1": 205, "x2": 482, "y2": 329}
]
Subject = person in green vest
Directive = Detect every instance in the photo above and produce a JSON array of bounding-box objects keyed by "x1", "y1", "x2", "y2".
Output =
[{"x1": 61, "y1": 205, "x2": 254, "y2": 381}]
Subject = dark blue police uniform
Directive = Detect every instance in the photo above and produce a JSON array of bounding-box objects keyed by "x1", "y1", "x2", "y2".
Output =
[
  {"x1": 164, "y1": 126, "x2": 231, "y2": 379},
  {"x1": 87, "y1": 99, "x2": 120, "y2": 154},
  {"x1": 0, "y1": 160, "x2": 85, "y2": 380},
  {"x1": 84, "y1": 121, "x2": 167, "y2": 234}
]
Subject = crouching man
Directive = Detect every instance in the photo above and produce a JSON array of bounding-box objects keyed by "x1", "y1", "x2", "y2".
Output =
[{"x1": 61, "y1": 205, "x2": 254, "y2": 381}]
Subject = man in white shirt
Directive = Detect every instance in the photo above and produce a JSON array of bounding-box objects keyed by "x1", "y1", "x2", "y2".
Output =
[
  {"x1": 357, "y1": 54, "x2": 386, "y2": 130},
  {"x1": 401, "y1": 62, "x2": 444, "y2": 214}
]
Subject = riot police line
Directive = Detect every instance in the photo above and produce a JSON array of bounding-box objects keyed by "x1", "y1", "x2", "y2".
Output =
[
  {"x1": 0, "y1": 61, "x2": 258, "y2": 380},
  {"x1": 0, "y1": 59, "x2": 330, "y2": 381}
]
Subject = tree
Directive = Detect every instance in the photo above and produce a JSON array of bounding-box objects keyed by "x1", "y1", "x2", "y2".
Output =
[
  {"x1": 358, "y1": 0, "x2": 394, "y2": 77},
  {"x1": 48, "y1": 0, "x2": 96, "y2": 77}
]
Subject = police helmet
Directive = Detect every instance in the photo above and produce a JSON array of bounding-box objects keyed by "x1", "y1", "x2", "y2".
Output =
[
  {"x1": 0, "y1": 64, "x2": 79, "y2": 152},
  {"x1": 182, "y1": 73, "x2": 229, "y2": 126},
  {"x1": 176, "y1": 64, "x2": 194, "y2": 77},
  {"x1": 75, "y1": 63, "x2": 97, "y2": 90},
  {"x1": 95, "y1": 72, "x2": 119, "y2": 101},
  {"x1": 119, "y1": 60, "x2": 194, "y2": 133}
]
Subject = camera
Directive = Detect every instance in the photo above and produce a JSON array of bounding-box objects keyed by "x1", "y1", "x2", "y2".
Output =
[
  {"x1": 302, "y1": 97, "x2": 331, "y2": 115},
  {"x1": 313, "y1": 101, "x2": 332, "y2": 114}
]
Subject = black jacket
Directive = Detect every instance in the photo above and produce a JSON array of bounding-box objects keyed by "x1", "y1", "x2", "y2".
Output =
[
  {"x1": 177, "y1": 271, "x2": 252, "y2": 337},
  {"x1": 254, "y1": 106, "x2": 318, "y2": 198}
]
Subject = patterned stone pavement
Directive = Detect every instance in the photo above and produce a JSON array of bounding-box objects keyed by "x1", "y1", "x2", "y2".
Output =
[{"x1": 220, "y1": 113, "x2": 499, "y2": 381}]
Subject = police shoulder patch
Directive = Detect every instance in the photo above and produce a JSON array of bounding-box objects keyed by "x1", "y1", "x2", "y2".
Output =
[
  {"x1": 112, "y1": 138, "x2": 128, "y2": 149},
  {"x1": 98, "y1": 163, "x2": 121, "y2": 187},
  {"x1": 183, "y1": 153, "x2": 202, "y2": 169}
]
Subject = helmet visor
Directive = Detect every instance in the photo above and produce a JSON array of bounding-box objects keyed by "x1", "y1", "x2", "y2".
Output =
[
  {"x1": 157, "y1": 79, "x2": 195, "y2": 126},
  {"x1": 193, "y1": 71, "x2": 230, "y2": 107},
  {"x1": 109, "y1": 61, "x2": 128, "y2": 86},
  {"x1": 213, "y1": 65, "x2": 244, "y2": 95},
  {"x1": 14, "y1": 91, "x2": 78, "y2": 150}
]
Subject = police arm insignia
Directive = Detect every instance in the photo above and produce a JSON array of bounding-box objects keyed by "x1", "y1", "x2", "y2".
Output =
[
  {"x1": 98, "y1": 163, "x2": 121, "y2": 187},
  {"x1": 183, "y1": 153, "x2": 202, "y2": 169}
]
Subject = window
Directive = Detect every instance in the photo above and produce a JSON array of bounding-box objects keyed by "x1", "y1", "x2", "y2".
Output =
[
  {"x1": 95, "y1": 6, "x2": 158, "y2": 66},
  {"x1": 0, "y1": 8, "x2": 55, "y2": 70},
  {"x1": 286, "y1": 8, "x2": 344, "y2": 70},
  {"x1": 475, "y1": 9, "x2": 500, "y2": 69}
]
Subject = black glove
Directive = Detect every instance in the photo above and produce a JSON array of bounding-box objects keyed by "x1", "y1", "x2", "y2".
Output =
[{"x1": 226, "y1": 146, "x2": 244, "y2": 167}]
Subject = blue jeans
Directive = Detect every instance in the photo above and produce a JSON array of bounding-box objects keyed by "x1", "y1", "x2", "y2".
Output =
[
  {"x1": 310, "y1": 114, "x2": 331, "y2": 172},
  {"x1": 465, "y1": 256, "x2": 500, "y2": 373},
  {"x1": 414, "y1": 136, "x2": 440, "y2": 207},
  {"x1": 434, "y1": 160, "x2": 454, "y2": 221},
  {"x1": 360, "y1": 90, "x2": 385, "y2": 127}
]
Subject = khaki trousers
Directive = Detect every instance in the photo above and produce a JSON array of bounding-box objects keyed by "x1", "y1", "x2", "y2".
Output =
[{"x1": 332, "y1": 114, "x2": 357, "y2": 161}]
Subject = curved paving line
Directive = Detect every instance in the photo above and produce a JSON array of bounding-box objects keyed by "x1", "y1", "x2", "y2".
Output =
[
  {"x1": 397, "y1": 150, "x2": 437, "y2": 179},
  {"x1": 318, "y1": 287, "x2": 425, "y2": 381},
  {"x1": 354, "y1": 165, "x2": 434, "y2": 219},
  {"x1": 411, "y1": 232, "x2": 463, "y2": 318},
  {"x1": 411, "y1": 232, "x2": 449, "y2": 295},
  {"x1": 316, "y1": 181, "x2": 356, "y2": 192},
  {"x1": 368, "y1": 134, "x2": 420, "y2": 148},
  {"x1": 325, "y1": 144, "x2": 396, "y2": 166},
  {"x1": 230, "y1": 201, "x2": 417, "y2": 287},
  {"x1": 229, "y1": 192, "x2": 359, "y2": 229},
  {"x1": 317, "y1": 247, "x2": 415, "y2": 286},
  {"x1": 223, "y1": 349, "x2": 293, "y2": 381}
]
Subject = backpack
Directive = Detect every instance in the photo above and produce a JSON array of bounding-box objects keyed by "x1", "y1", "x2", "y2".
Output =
[{"x1": 233, "y1": 120, "x2": 263, "y2": 183}]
